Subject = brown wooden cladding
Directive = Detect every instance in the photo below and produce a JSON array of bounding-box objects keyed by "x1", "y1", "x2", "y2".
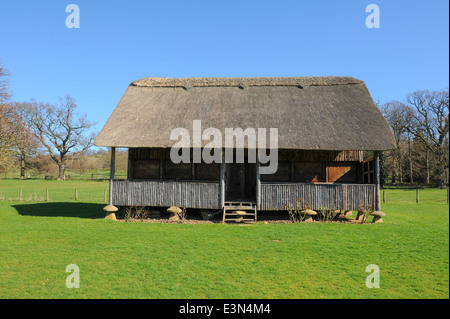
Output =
[
  {"x1": 260, "y1": 183, "x2": 376, "y2": 211},
  {"x1": 111, "y1": 180, "x2": 221, "y2": 209},
  {"x1": 327, "y1": 162, "x2": 358, "y2": 183},
  {"x1": 129, "y1": 148, "x2": 363, "y2": 162},
  {"x1": 278, "y1": 150, "x2": 363, "y2": 162},
  {"x1": 261, "y1": 161, "x2": 360, "y2": 183},
  {"x1": 130, "y1": 147, "x2": 363, "y2": 183}
]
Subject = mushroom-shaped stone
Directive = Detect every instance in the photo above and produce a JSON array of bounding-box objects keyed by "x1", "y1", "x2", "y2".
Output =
[
  {"x1": 103, "y1": 204, "x2": 118, "y2": 220},
  {"x1": 103, "y1": 204, "x2": 118, "y2": 212},
  {"x1": 302, "y1": 209, "x2": 317, "y2": 216},
  {"x1": 370, "y1": 211, "x2": 386, "y2": 223},
  {"x1": 167, "y1": 206, "x2": 182, "y2": 214},
  {"x1": 301, "y1": 209, "x2": 317, "y2": 223}
]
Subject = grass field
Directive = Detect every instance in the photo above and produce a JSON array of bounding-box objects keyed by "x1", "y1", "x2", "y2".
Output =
[
  {"x1": 0, "y1": 179, "x2": 110, "y2": 202},
  {"x1": 0, "y1": 180, "x2": 448, "y2": 299}
]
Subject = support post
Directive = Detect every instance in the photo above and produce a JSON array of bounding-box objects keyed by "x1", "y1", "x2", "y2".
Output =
[
  {"x1": 109, "y1": 147, "x2": 116, "y2": 205},
  {"x1": 159, "y1": 149, "x2": 164, "y2": 180},
  {"x1": 127, "y1": 148, "x2": 133, "y2": 180},
  {"x1": 220, "y1": 150, "x2": 225, "y2": 208},
  {"x1": 290, "y1": 159, "x2": 294, "y2": 182},
  {"x1": 256, "y1": 152, "x2": 261, "y2": 209},
  {"x1": 374, "y1": 151, "x2": 381, "y2": 211}
]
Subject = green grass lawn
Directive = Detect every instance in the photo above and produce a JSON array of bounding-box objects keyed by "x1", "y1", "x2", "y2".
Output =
[
  {"x1": 0, "y1": 179, "x2": 109, "y2": 202},
  {"x1": 0, "y1": 181, "x2": 448, "y2": 299}
]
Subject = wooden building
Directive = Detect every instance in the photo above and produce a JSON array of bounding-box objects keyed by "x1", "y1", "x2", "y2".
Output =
[{"x1": 94, "y1": 77, "x2": 395, "y2": 218}]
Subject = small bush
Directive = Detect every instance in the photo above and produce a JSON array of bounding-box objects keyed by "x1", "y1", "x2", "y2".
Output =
[
  {"x1": 285, "y1": 198, "x2": 309, "y2": 223},
  {"x1": 125, "y1": 205, "x2": 148, "y2": 221},
  {"x1": 316, "y1": 205, "x2": 339, "y2": 222}
]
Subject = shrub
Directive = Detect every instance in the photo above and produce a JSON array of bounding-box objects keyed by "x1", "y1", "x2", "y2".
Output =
[
  {"x1": 316, "y1": 205, "x2": 339, "y2": 222},
  {"x1": 124, "y1": 205, "x2": 148, "y2": 221},
  {"x1": 285, "y1": 198, "x2": 309, "y2": 223}
]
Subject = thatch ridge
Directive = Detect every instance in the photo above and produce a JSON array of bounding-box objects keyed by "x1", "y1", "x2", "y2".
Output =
[{"x1": 132, "y1": 76, "x2": 363, "y2": 88}]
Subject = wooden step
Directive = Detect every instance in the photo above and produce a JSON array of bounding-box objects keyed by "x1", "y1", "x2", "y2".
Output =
[
  {"x1": 222, "y1": 202, "x2": 257, "y2": 223},
  {"x1": 225, "y1": 219, "x2": 256, "y2": 223}
]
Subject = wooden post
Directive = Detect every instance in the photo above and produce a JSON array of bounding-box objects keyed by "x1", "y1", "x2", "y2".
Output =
[
  {"x1": 256, "y1": 152, "x2": 261, "y2": 209},
  {"x1": 75, "y1": 188, "x2": 78, "y2": 201},
  {"x1": 290, "y1": 159, "x2": 294, "y2": 182},
  {"x1": 109, "y1": 147, "x2": 116, "y2": 205},
  {"x1": 46, "y1": 187, "x2": 49, "y2": 202},
  {"x1": 127, "y1": 148, "x2": 134, "y2": 180},
  {"x1": 383, "y1": 190, "x2": 385, "y2": 204},
  {"x1": 159, "y1": 157, "x2": 163, "y2": 180},
  {"x1": 416, "y1": 189, "x2": 419, "y2": 203},
  {"x1": 19, "y1": 187, "x2": 22, "y2": 201},
  {"x1": 220, "y1": 150, "x2": 225, "y2": 208},
  {"x1": 373, "y1": 151, "x2": 381, "y2": 211},
  {"x1": 104, "y1": 188, "x2": 107, "y2": 203}
]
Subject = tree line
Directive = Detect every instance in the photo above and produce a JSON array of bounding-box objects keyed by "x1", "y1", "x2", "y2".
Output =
[{"x1": 380, "y1": 89, "x2": 449, "y2": 187}]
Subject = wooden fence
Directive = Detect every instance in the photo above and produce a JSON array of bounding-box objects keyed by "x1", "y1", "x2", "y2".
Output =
[
  {"x1": 259, "y1": 183, "x2": 376, "y2": 211},
  {"x1": 110, "y1": 180, "x2": 376, "y2": 211},
  {"x1": 111, "y1": 180, "x2": 221, "y2": 209}
]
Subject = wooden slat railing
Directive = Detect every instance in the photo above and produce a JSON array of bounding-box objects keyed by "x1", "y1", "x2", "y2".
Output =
[
  {"x1": 111, "y1": 180, "x2": 221, "y2": 209},
  {"x1": 260, "y1": 183, "x2": 376, "y2": 211},
  {"x1": 111, "y1": 180, "x2": 376, "y2": 212}
]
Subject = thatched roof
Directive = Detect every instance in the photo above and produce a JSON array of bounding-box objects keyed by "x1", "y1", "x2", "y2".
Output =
[{"x1": 94, "y1": 77, "x2": 395, "y2": 151}]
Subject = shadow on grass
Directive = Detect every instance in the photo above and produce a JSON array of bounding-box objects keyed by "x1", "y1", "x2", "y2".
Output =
[{"x1": 13, "y1": 202, "x2": 106, "y2": 219}]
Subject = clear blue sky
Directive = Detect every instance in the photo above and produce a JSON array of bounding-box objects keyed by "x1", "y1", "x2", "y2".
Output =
[{"x1": 1, "y1": 0, "x2": 448, "y2": 137}]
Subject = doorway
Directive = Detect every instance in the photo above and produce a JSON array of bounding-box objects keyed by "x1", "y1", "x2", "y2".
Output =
[{"x1": 225, "y1": 162, "x2": 256, "y2": 202}]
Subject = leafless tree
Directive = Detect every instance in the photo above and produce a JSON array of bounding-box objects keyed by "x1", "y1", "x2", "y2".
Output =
[
  {"x1": 381, "y1": 101, "x2": 414, "y2": 183},
  {"x1": 406, "y1": 89, "x2": 449, "y2": 187},
  {"x1": 22, "y1": 95, "x2": 96, "y2": 180},
  {"x1": 0, "y1": 62, "x2": 22, "y2": 174},
  {"x1": 0, "y1": 62, "x2": 11, "y2": 102}
]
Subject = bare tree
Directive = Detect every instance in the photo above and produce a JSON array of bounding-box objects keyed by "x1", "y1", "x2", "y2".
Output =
[
  {"x1": 0, "y1": 62, "x2": 11, "y2": 102},
  {"x1": 22, "y1": 95, "x2": 96, "y2": 180},
  {"x1": 381, "y1": 101, "x2": 414, "y2": 183},
  {"x1": 406, "y1": 89, "x2": 449, "y2": 187},
  {"x1": 0, "y1": 62, "x2": 22, "y2": 174}
]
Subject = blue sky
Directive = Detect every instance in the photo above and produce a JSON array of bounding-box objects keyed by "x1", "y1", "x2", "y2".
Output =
[{"x1": 0, "y1": 0, "x2": 448, "y2": 136}]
